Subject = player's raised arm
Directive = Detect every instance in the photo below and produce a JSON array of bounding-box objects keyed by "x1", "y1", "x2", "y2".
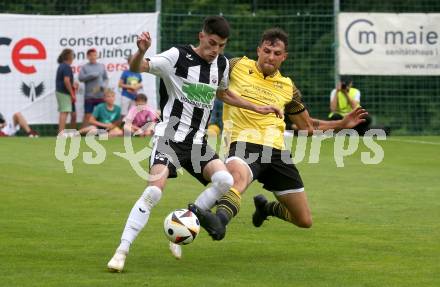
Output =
[
  {"x1": 130, "y1": 32, "x2": 152, "y2": 73},
  {"x1": 216, "y1": 89, "x2": 283, "y2": 118},
  {"x1": 290, "y1": 107, "x2": 368, "y2": 135}
]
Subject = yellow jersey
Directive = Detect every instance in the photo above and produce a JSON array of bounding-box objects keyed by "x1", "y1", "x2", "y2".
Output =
[{"x1": 223, "y1": 56, "x2": 305, "y2": 150}]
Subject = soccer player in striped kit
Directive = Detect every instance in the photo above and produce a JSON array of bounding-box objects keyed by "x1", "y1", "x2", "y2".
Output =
[{"x1": 107, "y1": 16, "x2": 282, "y2": 271}]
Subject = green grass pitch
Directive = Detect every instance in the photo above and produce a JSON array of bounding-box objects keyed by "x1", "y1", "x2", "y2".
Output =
[{"x1": 0, "y1": 136, "x2": 439, "y2": 287}]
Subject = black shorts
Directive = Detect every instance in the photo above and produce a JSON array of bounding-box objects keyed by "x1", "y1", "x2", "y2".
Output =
[
  {"x1": 150, "y1": 137, "x2": 219, "y2": 185},
  {"x1": 227, "y1": 141, "x2": 304, "y2": 193}
]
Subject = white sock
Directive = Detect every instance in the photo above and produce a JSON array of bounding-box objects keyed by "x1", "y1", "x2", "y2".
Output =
[
  {"x1": 118, "y1": 186, "x2": 162, "y2": 253},
  {"x1": 195, "y1": 186, "x2": 218, "y2": 210},
  {"x1": 117, "y1": 239, "x2": 131, "y2": 254},
  {"x1": 195, "y1": 170, "x2": 233, "y2": 210}
]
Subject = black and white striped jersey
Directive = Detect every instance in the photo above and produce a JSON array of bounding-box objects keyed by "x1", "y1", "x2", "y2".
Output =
[{"x1": 148, "y1": 45, "x2": 229, "y2": 144}]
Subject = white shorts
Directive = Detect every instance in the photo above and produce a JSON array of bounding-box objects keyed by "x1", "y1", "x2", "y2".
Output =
[
  {"x1": 120, "y1": 96, "x2": 134, "y2": 116},
  {"x1": 1, "y1": 115, "x2": 18, "y2": 136}
]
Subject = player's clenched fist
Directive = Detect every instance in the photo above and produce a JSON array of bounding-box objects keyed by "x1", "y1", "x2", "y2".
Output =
[{"x1": 137, "y1": 32, "x2": 152, "y2": 53}]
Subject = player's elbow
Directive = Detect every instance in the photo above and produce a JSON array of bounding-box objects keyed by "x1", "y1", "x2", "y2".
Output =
[
  {"x1": 293, "y1": 121, "x2": 313, "y2": 134},
  {"x1": 215, "y1": 89, "x2": 227, "y2": 102}
]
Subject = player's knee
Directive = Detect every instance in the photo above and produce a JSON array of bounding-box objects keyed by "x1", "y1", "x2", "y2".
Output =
[
  {"x1": 229, "y1": 169, "x2": 244, "y2": 184},
  {"x1": 227, "y1": 160, "x2": 251, "y2": 188},
  {"x1": 211, "y1": 170, "x2": 234, "y2": 193},
  {"x1": 295, "y1": 217, "x2": 312, "y2": 228},
  {"x1": 142, "y1": 186, "x2": 162, "y2": 208}
]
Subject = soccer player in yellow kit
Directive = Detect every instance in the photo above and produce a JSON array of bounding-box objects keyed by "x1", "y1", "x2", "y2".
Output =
[
  {"x1": 168, "y1": 27, "x2": 367, "y2": 258},
  {"x1": 208, "y1": 28, "x2": 367, "y2": 239}
]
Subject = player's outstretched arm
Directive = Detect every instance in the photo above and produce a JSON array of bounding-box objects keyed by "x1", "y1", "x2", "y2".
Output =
[
  {"x1": 290, "y1": 107, "x2": 368, "y2": 135},
  {"x1": 339, "y1": 107, "x2": 368, "y2": 128},
  {"x1": 130, "y1": 32, "x2": 152, "y2": 73},
  {"x1": 217, "y1": 89, "x2": 283, "y2": 118}
]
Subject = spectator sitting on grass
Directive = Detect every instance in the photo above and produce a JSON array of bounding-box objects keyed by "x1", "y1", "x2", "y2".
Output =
[
  {"x1": 123, "y1": 93, "x2": 158, "y2": 137},
  {"x1": 79, "y1": 89, "x2": 122, "y2": 137},
  {"x1": 0, "y1": 112, "x2": 39, "y2": 137}
]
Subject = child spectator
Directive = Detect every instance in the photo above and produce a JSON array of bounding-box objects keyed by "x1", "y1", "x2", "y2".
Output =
[
  {"x1": 119, "y1": 55, "x2": 143, "y2": 117},
  {"x1": 79, "y1": 89, "x2": 122, "y2": 137},
  {"x1": 55, "y1": 48, "x2": 77, "y2": 134},
  {"x1": 123, "y1": 93, "x2": 158, "y2": 137}
]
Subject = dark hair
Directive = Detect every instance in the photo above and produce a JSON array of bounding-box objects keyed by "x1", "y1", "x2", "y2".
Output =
[
  {"x1": 340, "y1": 75, "x2": 353, "y2": 90},
  {"x1": 259, "y1": 28, "x2": 289, "y2": 50},
  {"x1": 57, "y1": 48, "x2": 74, "y2": 64},
  {"x1": 135, "y1": 93, "x2": 147, "y2": 102},
  {"x1": 340, "y1": 75, "x2": 352, "y2": 84},
  {"x1": 202, "y1": 16, "x2": 230, "y2": 39}
]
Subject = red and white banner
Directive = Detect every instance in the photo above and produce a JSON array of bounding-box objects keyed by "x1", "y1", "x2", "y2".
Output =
[{"x1": 0, "y1": 13, "x2": 158, "y2": 124}]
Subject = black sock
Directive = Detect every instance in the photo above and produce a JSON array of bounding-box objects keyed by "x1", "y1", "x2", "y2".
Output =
[
  {"x1": 215, "y1": 188, "x2": 241, "y2": 226},
  {"x1": 264, "y1": 201, "x2": 291, "y2": 222}
]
